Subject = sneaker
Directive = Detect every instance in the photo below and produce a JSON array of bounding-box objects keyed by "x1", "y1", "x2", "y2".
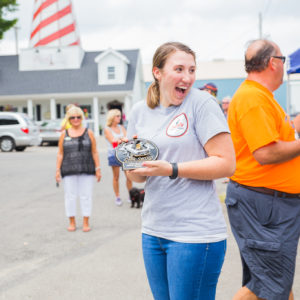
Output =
[
  {"x1": 127, "y1": 198, "x2": 132, "y2": 203},
  {"x1": 115, "y1": 197, "x2": 123, "y2": 206}
]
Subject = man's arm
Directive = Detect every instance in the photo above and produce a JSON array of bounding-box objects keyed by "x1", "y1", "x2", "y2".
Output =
[{"x1": 253, "y1": 139, "x2": 300, "y2": 165}]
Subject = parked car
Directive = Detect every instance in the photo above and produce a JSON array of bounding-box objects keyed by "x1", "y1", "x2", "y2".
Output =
[
  {"x1": 0, "y1": 112, "x2": 41, "y2": 152},
  {"x1": 39, "y1": 119, "x2": 62, "y2": 145}
]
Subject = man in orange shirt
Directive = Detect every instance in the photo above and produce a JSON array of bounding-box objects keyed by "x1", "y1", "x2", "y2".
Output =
[{"x1": 226, "y1": 39, "x2": 300, "y2": 300}]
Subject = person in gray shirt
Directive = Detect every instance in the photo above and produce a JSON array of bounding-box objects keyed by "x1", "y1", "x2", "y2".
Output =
[{"x1": 126, "y1": 42, "x2": 236, "y2": 300}]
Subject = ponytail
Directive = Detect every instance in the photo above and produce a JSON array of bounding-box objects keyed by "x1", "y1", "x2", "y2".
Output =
[{"x1": 146, "y1": 80, "x2": 160, "y2": 109}]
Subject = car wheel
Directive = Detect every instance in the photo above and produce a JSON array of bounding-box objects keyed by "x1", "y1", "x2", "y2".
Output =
[
  {"x1": 0, "y1": 137, "x2": 15, "y2": 152},
  {"x1": 15, "y1": 146, "x2": 26, "y2": 151}
]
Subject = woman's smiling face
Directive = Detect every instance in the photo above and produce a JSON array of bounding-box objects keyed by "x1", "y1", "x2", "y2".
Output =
[
  {"x1": 153, "y1": 50, "x2": 196, "y2": 107},
  {"x1": 69, "y1": 115, "x2": 82, "y2": 127}
]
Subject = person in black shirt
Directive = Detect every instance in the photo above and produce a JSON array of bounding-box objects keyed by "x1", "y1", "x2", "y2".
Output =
[{"x1": 56, "y1": 106, "x2": 101, "y2": 232}]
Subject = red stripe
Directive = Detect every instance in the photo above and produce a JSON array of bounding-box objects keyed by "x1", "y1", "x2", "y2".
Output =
[
  {"x1": 31, "y1": 5, "x2": 72, "y2": 40},
  {"x1": 33, "y1": 0, "x2": 58, "y2": 21},
  {"x1": 69, "y1": 40, "x2": 79, "y2": 46},
  {"x1": 34, "y1": 23, "x2": 75, "y2": 47}
]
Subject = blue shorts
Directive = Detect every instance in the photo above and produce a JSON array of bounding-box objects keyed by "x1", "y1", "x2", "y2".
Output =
[
  {"x1": 107, "y1": 151, "x2": 121, "y2": 167},
  {"x1": 225, "y1": 181, "x2": 300, "y2": 300}
]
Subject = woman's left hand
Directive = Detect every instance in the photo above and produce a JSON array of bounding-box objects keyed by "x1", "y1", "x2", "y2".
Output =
[
  {"x1": 96, "y1": 169, "x2": 101, "y2": 182},
  {"x1": 129, "y1": 160, "x2": 172, "y2": 177}
]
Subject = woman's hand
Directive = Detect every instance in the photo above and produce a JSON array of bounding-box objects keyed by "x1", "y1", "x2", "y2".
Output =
[
  {"x1": 55, "y1": 169, "x2": 61, "y2": 183},
  {"x1": 119, "y1": 134, "x2": 137, "y2": 145},
  {"x1": 95, "y1": 169, "x2": 101, "y2": 182},
  {"x1": 129, "y1": 160, "x2": 172, "y2": 177}
]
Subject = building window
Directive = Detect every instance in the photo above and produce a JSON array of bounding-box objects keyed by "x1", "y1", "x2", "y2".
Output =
[{"x1": 107, "y1": 66, "x2": 115, "y2": 80}]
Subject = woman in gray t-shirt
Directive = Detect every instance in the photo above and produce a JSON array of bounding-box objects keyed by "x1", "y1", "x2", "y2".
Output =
[{"x1": 126, "y1": 42, "x2": 236, "y2": 300}]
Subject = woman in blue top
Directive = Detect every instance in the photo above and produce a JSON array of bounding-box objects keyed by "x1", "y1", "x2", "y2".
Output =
[{"x1": 126, "y1": 42, "x2": 236, "y2": 300}]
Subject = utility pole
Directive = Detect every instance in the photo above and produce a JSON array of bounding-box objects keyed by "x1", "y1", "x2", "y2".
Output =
[{"x1": 259, "y1": 12, "x2": 263, "y2": 39}]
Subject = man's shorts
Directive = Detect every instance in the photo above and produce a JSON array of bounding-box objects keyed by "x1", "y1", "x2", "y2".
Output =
[{"x1": 225, "y1": 180, "x2": 300, "y2": 300}]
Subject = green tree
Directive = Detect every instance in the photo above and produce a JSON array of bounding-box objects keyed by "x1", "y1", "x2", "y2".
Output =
[{"x1": 0, "y1": 0, "x2": 18, "y2": 40}]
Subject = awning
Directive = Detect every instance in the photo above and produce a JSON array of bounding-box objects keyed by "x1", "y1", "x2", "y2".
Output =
[{"x1": 287, "y1": 48, "x2": 300, "y2": 74}]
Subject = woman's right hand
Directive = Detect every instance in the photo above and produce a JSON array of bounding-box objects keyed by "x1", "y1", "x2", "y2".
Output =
[
  {"x1": 55, "y1": 170, "x2": 61, "y2": 183},
  {"x1": 95, "y1": 169, "x2": 101, "y2": 182}
]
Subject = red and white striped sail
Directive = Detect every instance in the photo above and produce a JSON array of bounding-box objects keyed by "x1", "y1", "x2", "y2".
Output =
[{"x1": 29, "y1": 0, "x2": 80, "y2": 48}]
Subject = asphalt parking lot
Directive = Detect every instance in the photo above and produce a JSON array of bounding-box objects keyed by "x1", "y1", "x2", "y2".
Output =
[{"x1": 0, "y1": 137, "x2": 299, "y2": 300}]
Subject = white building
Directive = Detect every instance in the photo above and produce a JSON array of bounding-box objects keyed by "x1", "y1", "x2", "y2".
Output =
[
  {"x1": 0, "y1": 47, "x2": 146, "y2": 135},
  {"x1": 0, "y1": 0, "x2": 146, "y2": 136}
]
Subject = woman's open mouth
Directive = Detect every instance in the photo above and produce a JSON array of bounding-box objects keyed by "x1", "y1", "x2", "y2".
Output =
[{"x1": 175, "y1": 86, "x2": 187, "y2": 95}]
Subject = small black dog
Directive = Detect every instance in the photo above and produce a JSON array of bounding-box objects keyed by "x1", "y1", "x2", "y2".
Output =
[{"x1": 129, "y1": 187, "x2": 145, "y2": 208}]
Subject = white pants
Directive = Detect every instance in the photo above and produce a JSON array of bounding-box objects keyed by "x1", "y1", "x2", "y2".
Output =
[{"x1": 63, "y1": 174, "x2": 95, "y2": 217}]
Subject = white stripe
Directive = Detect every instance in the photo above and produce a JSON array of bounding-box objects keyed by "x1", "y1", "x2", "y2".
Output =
[
  {"x1": 58, "y1": 31, "x2": 77, "y2": 45},
  {"x1": 39, "y1": 22, "x2": 58, "y2": 40},
  {"x1": 39, "y1": 3, "x2": 57, "y2": 19},
  {"x1": 57, "y1": 0, "x2": 70, "y2": 10},
  {"x1": 58, "y1": 14, "x2": 73, "y2": 29}
]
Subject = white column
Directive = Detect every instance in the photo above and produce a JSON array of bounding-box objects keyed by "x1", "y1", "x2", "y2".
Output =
[
  {"x1": 50, "y1": 98, "x2": 56, "y2": 120},
  {"x1": 124, "y1": 95, "x2": 132, "y2": 120},
  {"x1": 27, "y1": 99, "x2": 33, "y2": 119},
  {"x1": 93, "y1": 96, "x2": 99, "y2": 137}
]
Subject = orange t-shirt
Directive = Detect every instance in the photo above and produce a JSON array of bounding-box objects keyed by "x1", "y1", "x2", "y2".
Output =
[{"x1": 228, "y1": 79, "x2": 300, "y2": 193}]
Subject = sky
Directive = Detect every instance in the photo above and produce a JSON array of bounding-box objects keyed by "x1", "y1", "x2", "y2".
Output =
[{"x1": 1, "y1": 0, "x2": 300, "y2": 64}]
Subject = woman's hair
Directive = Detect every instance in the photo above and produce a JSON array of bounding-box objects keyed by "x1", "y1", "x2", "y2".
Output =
[
  {"x1": 147, "y1": 42, "x2": 196, "y2": 109},
  {"x1": 66, "y1": 106, "x2": 84, "y2": 121},
  {"x1": 106, "y1": 109, "x2": 121, "y2": 127},
  {"x1": 245, "y1": 39, "x2": 277, "y2": 73},
  {"x1": 65, "y1": 104, "x2": 75, "y2": 113}
]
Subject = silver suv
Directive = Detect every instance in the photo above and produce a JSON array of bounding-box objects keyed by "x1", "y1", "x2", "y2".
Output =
[{"x1": 0, "y1": 112, "x2": 41, "y2": 152}]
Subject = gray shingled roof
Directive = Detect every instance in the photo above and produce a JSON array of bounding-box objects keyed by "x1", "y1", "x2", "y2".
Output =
[{"x1": 0, "y1": 49, "x2": 139, "y2": 96}]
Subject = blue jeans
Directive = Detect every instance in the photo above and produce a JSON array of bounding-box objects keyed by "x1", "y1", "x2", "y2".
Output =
[{"x1": 142, "y1": 233, "x2": 226, "y2": 300}]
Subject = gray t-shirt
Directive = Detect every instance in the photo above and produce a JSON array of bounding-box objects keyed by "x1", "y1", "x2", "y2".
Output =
[{"x1": 127, "y1": 88, "x2": 229, "y2": 243}]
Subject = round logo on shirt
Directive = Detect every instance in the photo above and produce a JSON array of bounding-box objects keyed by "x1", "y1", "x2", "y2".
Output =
[{"x1": 166, "y1": 113, "x2": 188, "y2": 137}]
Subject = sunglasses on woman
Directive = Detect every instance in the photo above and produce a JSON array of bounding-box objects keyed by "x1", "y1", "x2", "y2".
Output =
[{"x1": 69, "y1": 116, "x2": 82, "y2": 120}]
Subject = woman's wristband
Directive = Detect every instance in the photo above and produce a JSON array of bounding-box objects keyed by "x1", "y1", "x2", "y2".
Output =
[
  {"x1": 95, "y1": 166, "x2": 101, "y2": 171},
  {"x1": 169, "y1": 162, "x2": 178, "y2": 179}
]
